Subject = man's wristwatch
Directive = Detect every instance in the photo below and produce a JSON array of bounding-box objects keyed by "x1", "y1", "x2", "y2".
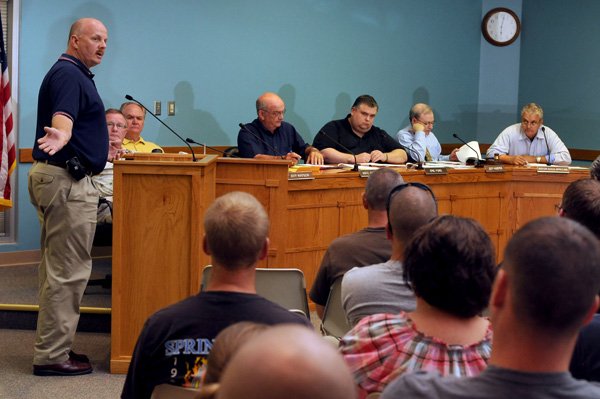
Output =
[{"x1": 536, "y1": 156, "x2": 542, "y2": 163}]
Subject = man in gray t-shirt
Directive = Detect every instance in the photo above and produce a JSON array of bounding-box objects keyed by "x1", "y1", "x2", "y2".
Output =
[
  {"x1": 382, "y1": 217, "x2": 600, "y2": 399},
  {"x1": 342, "y1": 182, "x2": 438, "y2": 327},
  {"x1": 310, "y1": 168, "x2": 403, "y2": 319}
]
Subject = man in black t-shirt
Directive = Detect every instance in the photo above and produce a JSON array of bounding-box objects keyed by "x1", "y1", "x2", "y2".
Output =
[
  {"x1": 121, "y1": 192, "x2": 312, "y2": 399},
  {"x1": 313, "y1": 95, "x2": 410, "y2": 165}
]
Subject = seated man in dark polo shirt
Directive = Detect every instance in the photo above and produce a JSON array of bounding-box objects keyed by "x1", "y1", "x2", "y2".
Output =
[
  {"x1": 313, "y1": 95, "x2": 410, "y2": 165},
  {"x1": 238, "y1": 92, "x2": 323, "y2": 165}
]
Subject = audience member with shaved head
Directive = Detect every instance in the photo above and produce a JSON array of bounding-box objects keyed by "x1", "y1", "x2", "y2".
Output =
[
  {"x1": 383, "y1": 217, "x2": 600, "y2": 399},
  {"x1": 310, "y1": 168, "x2": 404, "y2": 319},
  {"x1": 341, "y1": 182, "x2": 438, "y2": 327},
  {"x1": 121, "y1": 192, "x2": 311, "y2": 399},
  {"x1": 218, "y1": 325, "x2": 358, "y2": 399},
  {"x1": 341, "y1": 216, "x2": 496, "y2": 398}
]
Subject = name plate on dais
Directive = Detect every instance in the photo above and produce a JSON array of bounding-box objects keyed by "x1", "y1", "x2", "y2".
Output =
[
  {"x1": 424, "y1": 167, "x2": 448, "y2": 175},
  {"x1": 537, "y1": 166, "x2": 570, "y2": 174},
  {"x1": 288, "y1": 171, "x2": 314, "y2": 180},
  {"x1": 359, "y1": 169, "x2": 376, "y2": 178},
  {"x1": 485, "y1": 165, "x2": 505, "y2": 173}
]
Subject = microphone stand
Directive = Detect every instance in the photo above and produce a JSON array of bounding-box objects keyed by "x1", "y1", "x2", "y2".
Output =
[
  {"x1": 317, "y1": 130, "x2": 358, "y2": 172},
  {"x1": 541, "y1": 127, "x2": 552, "y2": 166},
  {"x1": 185, "y1": 137, "x2": 239, "y2": 158},
  {"x1": 125, "y1": 94, "x2": 197, "y2": 162},
  {"x1": 405, "y1": 146, "x2": 424, "y2": 170},
  {"x1": 452, "y1": 133, "x2": 484, "y2": 168},
  {"x1": 238, "y1": 123, "x2": 286, "y2": 159}
]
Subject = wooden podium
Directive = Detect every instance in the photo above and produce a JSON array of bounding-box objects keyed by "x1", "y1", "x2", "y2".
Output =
[{"x1": 110, "y1": 153, "x2": 217, "y2": 373}]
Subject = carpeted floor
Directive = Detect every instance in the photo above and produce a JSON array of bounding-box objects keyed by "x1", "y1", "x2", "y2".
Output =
[{"x1": 0, "y1": 328, "x2": 125, "y2": 399}]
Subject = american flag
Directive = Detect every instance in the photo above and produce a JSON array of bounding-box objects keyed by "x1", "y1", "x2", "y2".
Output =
[{"x1": 0, "y1": 10, "x2": 14, "y2": 210}]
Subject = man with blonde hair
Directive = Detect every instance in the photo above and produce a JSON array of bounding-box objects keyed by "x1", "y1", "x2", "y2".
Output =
[
  {"x1": 487, "y1": 103, "x2": 571, "y2": 165},
  {"x1": 122, "y1": 192, "x2": 311, "y2": 399}
]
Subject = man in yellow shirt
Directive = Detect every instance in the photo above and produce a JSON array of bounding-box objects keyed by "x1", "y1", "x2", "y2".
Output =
[{"x1": 120, "y1": 102, "x2": 163, "y2": 153}]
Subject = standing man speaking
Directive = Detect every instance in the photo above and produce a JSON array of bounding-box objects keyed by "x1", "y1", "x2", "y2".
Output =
[{"x1": 28, "y1": 18, "x2": 109, "y2": 376}]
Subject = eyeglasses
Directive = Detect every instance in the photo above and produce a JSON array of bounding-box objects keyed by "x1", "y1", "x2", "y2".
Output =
[
  {"x1": 107, "y1": 122, "x2": 127, "y2": 129},
  {"x1": 262, "y1": 109, "x2": 286, "y2": 118},
  {"x1": 416, "y1": 119, "x2": 435, "y2": 127},
  {"x1": 555, "y1": 203, "x2": 565, "y2": 213}
]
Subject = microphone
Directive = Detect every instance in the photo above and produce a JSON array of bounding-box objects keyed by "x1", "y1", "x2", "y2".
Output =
[
  {"x1": 124, "y1": 94, "x2": 197, "y2": 162},
  {"x1": 185, "y1": 137, "x2": 239, "y2": 158},
  {"x1": 316, "y1": 130, "x2": 358, "y2": 172},
  {"x1": 541, "y1": 127, "x2": 552, "y2": 166},
  {"x1": 404, "y1": 146, "x2": 424, "y2": 170},
  {"x1": 238, "y1": 123, "x2": 285, "y2": 159},
  {"x1": 452, "y1": 133, "x2": 484, "y2": 167}
]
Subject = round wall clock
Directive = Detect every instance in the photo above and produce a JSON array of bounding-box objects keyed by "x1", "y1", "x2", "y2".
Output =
[{"x1": 482, "y1": 7, "x2": 521, "y2": 47}]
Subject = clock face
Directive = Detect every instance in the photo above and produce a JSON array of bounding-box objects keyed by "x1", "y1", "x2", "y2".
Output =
[
  {"x1": 486, "y1": 12, "x2": 518, "y2": 42},
  {"x1": 482, "y1": 8, "x2": 521, "y2": 46}
]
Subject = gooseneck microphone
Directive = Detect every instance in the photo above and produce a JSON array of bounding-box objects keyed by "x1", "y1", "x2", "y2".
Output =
[
  {"x1": 185, "y1": 137, "x2": 239, "y2": 158},
  {"x1": 124, "y1": 94, "x2": 197, "y2": 162},
  {"x1": 452, "y1": 133, "x2": 484, "y2": 167},
  {"x1": 317, "y1": 130, "x2": 358, "y2": 172},
  {"x1": 541, "y1": 127, "x2": 552, "y2": 166},
  {"x1": 238, "y1": 123, "x2": 285, "y2": 159},
  {"x1": 405, "y1": 146, "x2": 424, "y2": 170}
]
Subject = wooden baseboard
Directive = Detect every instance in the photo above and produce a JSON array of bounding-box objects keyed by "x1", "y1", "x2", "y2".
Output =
[
  {"x1": 0, "y1": 247, "x2": 111, "y2": 267},
  {"x1": 0, "y1": 249, "x2": 41, "y2": 267}
]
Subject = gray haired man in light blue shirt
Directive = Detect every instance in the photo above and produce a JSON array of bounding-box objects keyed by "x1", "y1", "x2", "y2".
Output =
[{"x1": 486, "y1": 103, "x2": 571, "y2": 165}]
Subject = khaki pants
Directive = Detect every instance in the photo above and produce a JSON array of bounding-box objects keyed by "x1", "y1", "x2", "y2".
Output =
[{"x1": 28, "y1": 162, "x2": 98, "y2": 365}]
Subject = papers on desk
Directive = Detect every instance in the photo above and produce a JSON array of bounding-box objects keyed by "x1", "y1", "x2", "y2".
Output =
[
  {"x1": 456, "y1": 141, "x2": 482, "y2": 163},
  {"x1": 337, "y1": 163, "x2": 405, "y2": 170},
  {"x1": 423, "y1": 161, "x2": 472, "y2": 169}
]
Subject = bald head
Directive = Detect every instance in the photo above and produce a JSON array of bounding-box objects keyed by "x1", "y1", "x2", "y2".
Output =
[
  {"x1": 364, "y1": 168, "x2": 404, "y2": 211},
  {"x1": 409, "y1": 103, "x2": 433, "y2": 121},
  {"x1": 218, "y1": 325, "x2": 357, "y2": 399},
  {"x1": 256, "y1": 92, "x2": 284, "y2": 114},
  {"x1": 66, "y1": 18, "x2": 107, "y2": 69},
  {"x1": 256, "y1": 92, "x2": 285, "y2": 132},
  {"x1": 388, "y1": 184, "x2": 438, "y2": 243}
]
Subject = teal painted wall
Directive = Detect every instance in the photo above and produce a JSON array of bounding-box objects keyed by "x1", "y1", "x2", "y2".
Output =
[
  {"x1": 8, "y1": 0, "x2": 489, "y2": 251},
  {"x1": 519, "y1": 0, "x2": 600, "y2": 149}
]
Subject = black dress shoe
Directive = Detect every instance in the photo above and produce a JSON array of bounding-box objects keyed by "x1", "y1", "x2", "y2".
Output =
[
  {"x1": 33, "y1": 358, "x2": 93, "y2": 376},
  {"x1": 69, "y1": 350, "x2": 90, "y2": 363}
]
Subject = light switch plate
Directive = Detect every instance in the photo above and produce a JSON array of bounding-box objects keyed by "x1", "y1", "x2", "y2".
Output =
[{"x1": 168, "y1": 101, "x2": 175, "y2": 116}]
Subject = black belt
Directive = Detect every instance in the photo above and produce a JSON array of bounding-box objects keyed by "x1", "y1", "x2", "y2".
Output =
[{"x1": 38, "y1": 159, "x2": 67, "y2": 169}]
